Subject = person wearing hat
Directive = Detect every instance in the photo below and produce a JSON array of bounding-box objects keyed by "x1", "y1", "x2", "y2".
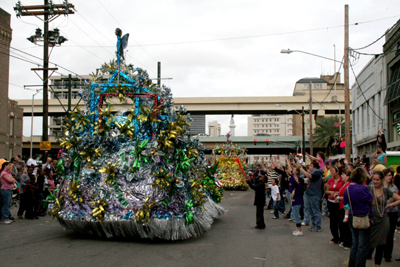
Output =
[
  {"x1": 296, "y1": 153, "x2": 305, "y2": 166},
  {"x1": 0, "y1": 161, "x2": 17, "y2": 224}
]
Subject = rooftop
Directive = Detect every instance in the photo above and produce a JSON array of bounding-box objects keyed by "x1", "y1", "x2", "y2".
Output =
[{"x1": 296, "y1": 77, "x2": 328, "y2": 84}]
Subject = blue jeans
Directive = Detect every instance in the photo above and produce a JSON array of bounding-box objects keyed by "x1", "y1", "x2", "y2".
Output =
[
  {"x1": 273, "y1": 199, "x2": 280, "y2": 218},
  {"x1": 348, "y1": 215, "x2": 371, "y2": 267},
  {"x1": 292, "y1": 204, "x2": 302, "y2": 224},
  {"x1": 285, "y1": 190, "x2": 292, "y2": 218},
  {"x1": 307, "y1": 194, "x2": 322, "y2": 229},
  {"x1": 303, "y1": 194, "x2": 310, "y2": 224},
  {"x1": 1, "y1": 189, "x2": 12, "y2": 222}
]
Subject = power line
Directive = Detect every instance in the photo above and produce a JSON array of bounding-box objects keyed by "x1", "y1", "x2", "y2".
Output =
[
  {"x1": 351, "y1": 18, "x2": 400, "y2": 51},
  {"x1": 59, "y1": 14, "x2": 400, "y2": 48},
  {"x1": 68, "y1": 18, "x2": 115, "y2": 58}
]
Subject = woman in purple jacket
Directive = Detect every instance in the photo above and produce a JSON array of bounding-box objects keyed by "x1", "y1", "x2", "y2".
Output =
[{"x1": 343, "y1": 168, "x2": 374, "y2": 267}]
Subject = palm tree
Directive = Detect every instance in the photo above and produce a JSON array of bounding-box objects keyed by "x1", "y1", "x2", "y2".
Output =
[{"x1": 313, "y1": 115, "x2": 345, "y2": 155}]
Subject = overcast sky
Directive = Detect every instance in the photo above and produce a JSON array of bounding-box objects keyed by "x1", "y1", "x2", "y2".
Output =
[{"x1": 2, "y1": 0, "x2": 399, "y2": 136}]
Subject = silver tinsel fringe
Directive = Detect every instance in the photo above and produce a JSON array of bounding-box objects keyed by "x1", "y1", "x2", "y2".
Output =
[{"x1": 55, "y1": 197, "x2": 226, "y2": 240}]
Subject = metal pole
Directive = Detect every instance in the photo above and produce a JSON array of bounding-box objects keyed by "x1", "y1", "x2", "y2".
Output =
[
  {"x1": 339, "y1": 102, "x2": 341, "y2": 138},
  {"x1": 309, "y1": 82, "x2": 313, "y2": 155},
  {"x1": 68, "y1": 74, "x2": 72, "y2": 112},
  {"x1": 157, "y1": 62, "x2": 161, "y2": 87},
  {"x1": 302, "y1": 106, "x2": 305, "y2": 155},
  {"x1": 334, "y1": 44, "x2": 337, "y2": 97},
  {"x1": 42, "y1": 0, "x2": 49, "y2": 142},
  {"x1": 30, "y1": 93, "x2": 35, "y2": 159},
  {"x1": 344, "y1": 4, "x2": 351, "y2": 162}
]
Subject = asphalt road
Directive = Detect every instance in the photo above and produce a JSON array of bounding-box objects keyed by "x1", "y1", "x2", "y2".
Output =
[{"x1": 1, "y1": 190, "x2": 400, "y2": 267}]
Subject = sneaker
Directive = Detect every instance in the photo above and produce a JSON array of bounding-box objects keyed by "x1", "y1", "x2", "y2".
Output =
[
  {"x1": 0, "y1": 220, "x2": 12, "y2": 225},
  {"x1": 9, "y1": 216, "x2": 15, "y2": 221},
  {"x1": 344, "y1": 247, "x2": 351, "y2": 250},
  {"x1": 301, "y1": 222, "x2": 309, "y2": 226},
  {"x1": 293, "y1": 230, "x2": 304, "y2": 236},
  {"x1": 309, "y1": 228, "x2": 322, "y2": 232},
  {"x1": 18, "y1": 216, "x2": 23, "y2": 219},
  {"x1": 270, "y1": 211, "x2": 274, "y2": 214},
  {"x1": 339, "y1": 243, "x2": 344, "y2": 248},
  {"x1": 288, "y1": 218, "x2": 294, "y2": 221},
  {"x1": 272, "y1": 216, "x2": 278, "y2": 219}
]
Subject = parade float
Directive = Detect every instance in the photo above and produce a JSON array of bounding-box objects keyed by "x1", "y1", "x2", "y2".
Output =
[
  {"x1": 49, "y1": 29, "x2": 225, "y2": 240},
  {"x1": 213, "y1": 133, "x2": 249, "y2": 190}
]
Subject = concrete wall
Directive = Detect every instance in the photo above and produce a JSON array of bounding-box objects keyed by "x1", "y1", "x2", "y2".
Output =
[{"x1": 351, "y1": 55, "x2": 386, "y2": 156}]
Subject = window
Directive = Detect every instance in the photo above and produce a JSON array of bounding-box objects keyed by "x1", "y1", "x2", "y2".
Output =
[
  {"x1": 371, "y1": 98, "x2": 375, "y2": 125},
  {"x1": 314, "y1": 83, "x2": 322, "y2": 89},
  {"x1": 367, "y1": 101, "x2": 370, "y2": 128},
  {"x1": 301, "y1": 83, "x2": 310, "y2": 90},
  {"x1": 9, "y1": 117, "x2": 14, "y2": 136}
]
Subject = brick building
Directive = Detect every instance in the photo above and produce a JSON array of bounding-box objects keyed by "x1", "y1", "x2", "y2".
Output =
[{"x1": 0, "y1": 8, "x2": 23, "y2": 159}]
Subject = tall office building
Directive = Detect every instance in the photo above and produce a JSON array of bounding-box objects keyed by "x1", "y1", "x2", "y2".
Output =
[{"x1": 247, "y1": 115, "x2": 292, "y2": 136}]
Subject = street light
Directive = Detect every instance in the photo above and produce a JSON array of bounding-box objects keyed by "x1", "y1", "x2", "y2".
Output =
[{"x1": 280, "y1": 49, "x2": 342, "y2": 63}]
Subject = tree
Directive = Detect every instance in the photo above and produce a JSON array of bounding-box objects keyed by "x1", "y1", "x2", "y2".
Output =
[{"x1": 313, "y1": 115, "x2": 345, "y2": 154}]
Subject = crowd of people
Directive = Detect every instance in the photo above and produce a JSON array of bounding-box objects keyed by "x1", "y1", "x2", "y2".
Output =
[
  {"x1": 247, "y1": 130, "x2": 400, "y2": 267},
  {"x1": 0, "y1": 154, "x2": 60, "y2": 225}
]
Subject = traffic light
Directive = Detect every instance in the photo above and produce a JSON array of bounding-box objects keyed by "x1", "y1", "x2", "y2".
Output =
[
  {"x1": 266, "y1": 139, "x2": 269, "y2": 145},
  {"x1": 254, "y1": 139, "x2": 257, "y2": 145}
]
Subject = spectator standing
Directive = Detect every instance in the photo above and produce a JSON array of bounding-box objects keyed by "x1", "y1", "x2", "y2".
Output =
[
  {"x1": 336, "y1": 170, "x2": 352, "y2": 250},
  {"x1": 366, "y1": 171, "x2": 400, "y2": 266},
  {"x1": 0, "y1": 162, "x2": 17, "y2": 224},
  {"x1": 247, "y1": 175, "x2": 267, "y2": 229},
  {"x1": 382, "y1": 168, "x2": 399, "y2": 262},
  {"x1": 287, "y1": 157, "x2": 304, "y2": 236},
  {"x1": 297, "y1": 162, "x2": 324, "y2": 232},
  {"x1": 325, "y1": 166, "x2": 345, "y2": 244},
  {"x1": 343, "y1": 168, "x2": 373, "y2": 267},
  {"x1": 17, "y1": 167, "x2": 30, "y2": 219},
  {"x1": 268, "y1": 178, "x2": 281, "y2": 219},
  {"x1": 27, "y1": 155, "x2": 39, "y2": 176}
]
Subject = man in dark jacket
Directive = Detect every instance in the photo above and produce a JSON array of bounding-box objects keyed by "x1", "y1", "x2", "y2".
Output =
[{"x1": 247, "y1": 175, "x2": 267, "y2": 229}]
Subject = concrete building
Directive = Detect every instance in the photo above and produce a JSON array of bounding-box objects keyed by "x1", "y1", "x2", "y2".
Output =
[
  {"x1": 384, "y1": 20, "x2": 400, "y2": 151},
  {"x1": 208, "y1": 120, "x2": 221, "y2": 137},
  {"x1": 351, "y1": 55, "x2": 386, "y2": 156},
  {"x1": 292, "y1": 73, "x2": 345, "y2": 139},
  {"x1": 0, "y1": 8, "x2": 23, "y2": 159},
  {"x1": 247, "y1": 114, "x2": 292, "y2": 136}
]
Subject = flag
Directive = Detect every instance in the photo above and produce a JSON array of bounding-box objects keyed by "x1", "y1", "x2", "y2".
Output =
[{"x1": 333, "y1": 121, "x2": 342, "y2": 127}]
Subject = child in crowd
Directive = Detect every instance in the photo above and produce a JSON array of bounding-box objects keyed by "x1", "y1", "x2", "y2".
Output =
[{"x1": 268, "y1": 178, "x2": 281, "y2": 219}]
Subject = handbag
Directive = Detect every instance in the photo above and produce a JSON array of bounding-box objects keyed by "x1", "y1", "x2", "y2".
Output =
[{"x1": 347, "y1": 186, "x2": 370, "y2": 229}]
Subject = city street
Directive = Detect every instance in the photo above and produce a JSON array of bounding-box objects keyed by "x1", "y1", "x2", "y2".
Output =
[{"x1": 1, "y1": 190, "x2": 399, "y2": 267}]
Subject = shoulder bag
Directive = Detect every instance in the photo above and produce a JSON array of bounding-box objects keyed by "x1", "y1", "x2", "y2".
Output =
[{"x1": 347, "y1": 186, "x2": 370, "y2": 229}]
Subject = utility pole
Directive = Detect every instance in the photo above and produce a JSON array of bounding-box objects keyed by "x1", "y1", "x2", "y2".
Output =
[
  {"x1": 14, "y1": 1, "x2": 74, "y2": 142},
  {"x1": 67, "y1": 74, "x2": 72, "y2": 112},
  {"x1": 309, "y1": 81, "x2": 313, "y2": 155},
  {"x1": 344, "y1": 4, "x2": 351, "y2": 162},
  {"x1": 302, "y1": 106, "x2": 305, "y2": 156},
  {"x1": 43, "y1": 0, "x2": 49, "y2": 141},
  {"x1": 157, "y1": 62, "x2": 161, "y2": 87}
]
